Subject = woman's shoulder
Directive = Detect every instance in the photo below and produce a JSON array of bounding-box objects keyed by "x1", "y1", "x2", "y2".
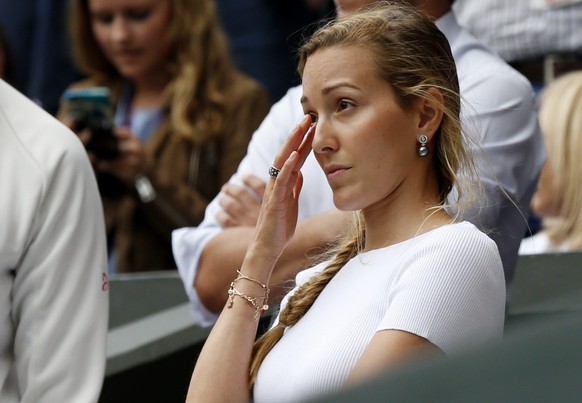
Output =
[
  {"x1": 411, "y1": 221, "x2": 502, "y2": 270},
  {"x1": 422, "y1": 221, "x2": 496, "y2": 248},
  {"x1": 403, "y1": 222, "x2": 505, "y2": 301}
]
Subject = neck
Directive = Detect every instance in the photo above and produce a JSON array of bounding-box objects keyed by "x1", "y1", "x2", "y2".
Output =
[
  {"x1": 362, "y1": 201, "x2": 452, "y2": 252},
  {"x1": 360, "y1": 169, "x2": 452, "y2": 251},
  {"x1": 131, "y1": 73, "x2": 170, "y2": 109}
]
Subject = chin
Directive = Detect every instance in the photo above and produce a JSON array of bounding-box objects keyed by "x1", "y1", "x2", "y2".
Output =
[{"x1": 333, "y1": 195, "x2": 362, "y2": 212}]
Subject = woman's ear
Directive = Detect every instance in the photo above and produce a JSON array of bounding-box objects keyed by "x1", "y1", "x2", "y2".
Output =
[{"x1": 415, "y1": 87, "x2": 444, "y2": 140}]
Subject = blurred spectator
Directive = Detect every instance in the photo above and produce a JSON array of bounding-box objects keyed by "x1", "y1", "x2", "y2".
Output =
[
  {"x1": 454, "y1": 0, "x2": 582, "y2": 236},
  {"x1": 0, "y1": 0, "x2": 82, "y2": 115},
  {"x1": 1, "y1": 79, "x2": 108, "y2": 403},
  {"x1": 520, "y1": 71, "x2": 582, "y2": 254},
  {"x1": 453, "y1": 0, "x2": 582, "y2": 91},
  {"x1": 58, "y1": 0, "x2": 270, "y2": 273},
  {"x1": 215, "y1": 0, "x2": 334, "y2": 103}
]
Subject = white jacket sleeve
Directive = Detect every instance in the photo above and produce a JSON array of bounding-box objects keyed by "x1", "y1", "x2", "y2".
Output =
[
  {"x1": 1, "y1": 80, "x2": 109, "y2": 403},
  {"x1": 172, "y1": 86, "x2": 306, "y2": 326}
]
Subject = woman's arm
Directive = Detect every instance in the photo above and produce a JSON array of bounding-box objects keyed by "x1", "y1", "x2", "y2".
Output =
[
  {"x1": 344, "y1": 330, "x2": 442, "y2": 388},
  {"x1": 186, "y1": 115, "x2": 315, "y2": 402}
]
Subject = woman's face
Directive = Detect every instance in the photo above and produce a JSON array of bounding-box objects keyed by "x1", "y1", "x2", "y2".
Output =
[
  {"x1": 530, "y1": 159, "x2": 562, "y2": 218},
  {"x1": 88, "y1": 0, "x2": 173, "y2": 83},
  {"x1": 301, "y1": 45, "x2": 422, "y2": 212}
]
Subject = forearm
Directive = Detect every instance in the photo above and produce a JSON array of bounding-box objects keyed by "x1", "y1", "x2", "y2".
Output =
[
  {"x1": 196, "y1": 209, "x2": 351, "y2": 312},
  {"x1": 186, "y1": 278, "x2": 261, "y2": 403}
]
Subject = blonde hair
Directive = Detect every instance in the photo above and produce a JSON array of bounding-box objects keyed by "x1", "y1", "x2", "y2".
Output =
[
  {"x1": 249, "y1": 1, "x2": 476, "y2": 388},
  {"x1": 69, "y1": 0, "x2": 238, "y2": 143},
  {"x1": 538, "y1": 71, "x2": 582, "y2": 247}
]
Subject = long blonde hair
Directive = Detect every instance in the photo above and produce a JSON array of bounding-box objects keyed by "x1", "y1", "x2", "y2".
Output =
[
  {"x1": 249, "y1": 1, "x2": 475, "y2": 387},
  {"x1": 69, "y1": 0, "x2": 239, "y2": 143},
  {"x1": 538, "y1": 71, "x2": 582, "y2": 247}
]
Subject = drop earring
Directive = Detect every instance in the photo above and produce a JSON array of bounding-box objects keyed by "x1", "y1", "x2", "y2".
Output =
[{"x1": 417, "y1": 134, "x2": 429, "y2": 157}]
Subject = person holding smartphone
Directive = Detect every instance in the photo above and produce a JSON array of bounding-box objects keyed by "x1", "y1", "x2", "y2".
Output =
[{"x1": 58, "y1": 0, "x2": 270, "y2": 273}]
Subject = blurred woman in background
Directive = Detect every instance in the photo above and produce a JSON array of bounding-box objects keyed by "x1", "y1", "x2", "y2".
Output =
[
  {"x1": 59, "y1": 0, "x2": 270, "y2": 272},
  {"x1": 520, "y1": 71, "x2": 582, "y2": 254}
]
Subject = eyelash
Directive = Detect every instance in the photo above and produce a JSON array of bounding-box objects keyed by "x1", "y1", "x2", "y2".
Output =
[
  {"x1": 92, "y1": 9, "x2": 151, "y2": 24},
  {"x1": 126, "y1": 9, "x2": 151, "y2": 21},
  {"x1": 306, "y1": 99, "x2": 354, "y2": 122}
]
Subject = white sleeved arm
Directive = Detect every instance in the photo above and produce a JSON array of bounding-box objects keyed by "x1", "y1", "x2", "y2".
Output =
[
  {"x1": 10, "y1": 127, "x2": 109, "y2": 402},
  {"x1": 172, "y1": 86, "x2": 305, "y2": 326}
]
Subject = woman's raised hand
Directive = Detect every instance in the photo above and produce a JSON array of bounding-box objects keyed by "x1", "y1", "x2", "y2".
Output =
[{"x1": 246, "y1": 115, "x2": 316, "y2": 267}]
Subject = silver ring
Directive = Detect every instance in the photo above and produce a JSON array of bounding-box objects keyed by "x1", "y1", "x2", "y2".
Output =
[{"x1": 268, "y1": 166, "x2": 281, "y2": 179}]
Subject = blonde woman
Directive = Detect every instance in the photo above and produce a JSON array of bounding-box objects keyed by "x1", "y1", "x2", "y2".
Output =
[
  {"x1": 186, "y1": 3, "x2": 505, "y2": 402},
  {"x1": 59, "y1": 0, "x2": 270, "y2": 272},
  {"x1": 520, "y1": 71, "x2": 582, "y2": 254}
]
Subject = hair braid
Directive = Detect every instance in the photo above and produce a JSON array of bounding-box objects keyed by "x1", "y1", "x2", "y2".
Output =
[{"x1": 249, "y1": 215, "x2": 365, "y2": 388}]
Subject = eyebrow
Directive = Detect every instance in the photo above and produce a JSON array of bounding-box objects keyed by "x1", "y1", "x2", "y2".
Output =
[{"x1": 300, "y1": 82, "x2": 360, "y2": 104}]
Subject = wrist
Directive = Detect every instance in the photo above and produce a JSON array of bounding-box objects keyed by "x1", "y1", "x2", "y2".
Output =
[{"x1": 240, "y1": 250, "x2": 277, "y2": 286}]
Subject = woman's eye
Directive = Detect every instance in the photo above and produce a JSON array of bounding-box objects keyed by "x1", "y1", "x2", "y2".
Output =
[
  {"x1": 92, "y1": 13, "x2": 113, "y2": 24},
  {"x1": 338, "y1": 100, "x2": 352, "y2": 111},
  {"x1": 126, "y1": 9, "x2": 151, "y2": 21}
]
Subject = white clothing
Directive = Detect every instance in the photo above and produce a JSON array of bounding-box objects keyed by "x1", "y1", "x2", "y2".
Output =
[
  {"x1": 454, "y1": 0, "x2": 582, "y2": 62},
  {"x1": 437, "y1": 11, "x2": 545, "y2": 290},
  {"x1": 172, "y1": 85, "x2": 332, "y2": 326},
  {"x1": 0, "y1": 80, "x2": 109, "y2": 403},
  {"x1": 519, "y1": 231, "x2": 579, "y2": 255},
  {"x1": 172, "y1": 11, "x2": 544, "y2": 326},
  {"x1": 254, "y1": 222, "x2": 506, "y2": 403}
]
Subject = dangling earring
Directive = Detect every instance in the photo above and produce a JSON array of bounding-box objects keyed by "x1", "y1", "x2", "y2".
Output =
[{"x1": 417, "y1": 134, "x2": 429, "y2": 157}]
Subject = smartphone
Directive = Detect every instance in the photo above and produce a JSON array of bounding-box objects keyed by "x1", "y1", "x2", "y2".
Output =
[{"x1": 62, "y1": 87, "x2": 120, "y2": 160}]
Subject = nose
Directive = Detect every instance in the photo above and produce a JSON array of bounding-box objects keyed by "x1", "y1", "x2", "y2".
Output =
[
  {"x1": 111, "y1": 17, "x2": 130, "y2": 42},
  {"x1": 311, "y1": 118, "x2": 337, "y2": 154}
]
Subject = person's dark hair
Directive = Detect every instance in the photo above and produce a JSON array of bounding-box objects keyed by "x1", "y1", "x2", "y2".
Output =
[{"x1": 249, "y1": 1, "x2": 473, "y2": 388}]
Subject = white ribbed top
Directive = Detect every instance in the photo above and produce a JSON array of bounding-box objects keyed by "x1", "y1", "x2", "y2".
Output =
[{"x1": 253, "y1": 222, "x2": 506, "y2": 403}]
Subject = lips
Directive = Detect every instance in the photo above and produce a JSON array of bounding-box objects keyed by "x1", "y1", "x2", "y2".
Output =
[
  {"x1": 113, "y1": 49, "x2": 141, "y2": 62},
  {"x1": 324, "y1": 164, "x2": 350, "y2": 182}
]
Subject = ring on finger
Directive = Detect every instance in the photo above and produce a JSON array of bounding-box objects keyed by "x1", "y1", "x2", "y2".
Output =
[{"x1": 268, "y1": 166, "x2": 281, "y2": 179}]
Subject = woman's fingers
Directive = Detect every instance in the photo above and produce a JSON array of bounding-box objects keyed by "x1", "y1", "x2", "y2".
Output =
[
  {"x1": 295, "y1": 123, "x2": 316, "y2": 169},
  {"x1": 271, "y1": 115, "x2": 312, "y2": 171},
  {"x1": 251, "y1": 114, "x2": 315, "y2": 259}
]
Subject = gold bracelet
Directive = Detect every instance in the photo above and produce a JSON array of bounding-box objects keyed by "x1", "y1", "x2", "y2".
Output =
[
  {"x1": 234, "y1": 270, "x2": 268, "y2": 290},
  {"x1": 227, "y1": 286, "x2": 269, "y2": 319},
  {"x1": 227, "y1": 270, "x2": 270, "y2": 318}
]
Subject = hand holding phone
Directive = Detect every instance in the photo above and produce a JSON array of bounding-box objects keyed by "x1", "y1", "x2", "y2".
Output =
[{"x1": 62, "y1": 87, "x2": 120, "y2": 160}]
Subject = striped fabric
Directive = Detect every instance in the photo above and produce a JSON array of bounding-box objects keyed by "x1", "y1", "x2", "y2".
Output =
[{"x1": 454, "y1": 0, "x2": 582, "y2": 62}]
